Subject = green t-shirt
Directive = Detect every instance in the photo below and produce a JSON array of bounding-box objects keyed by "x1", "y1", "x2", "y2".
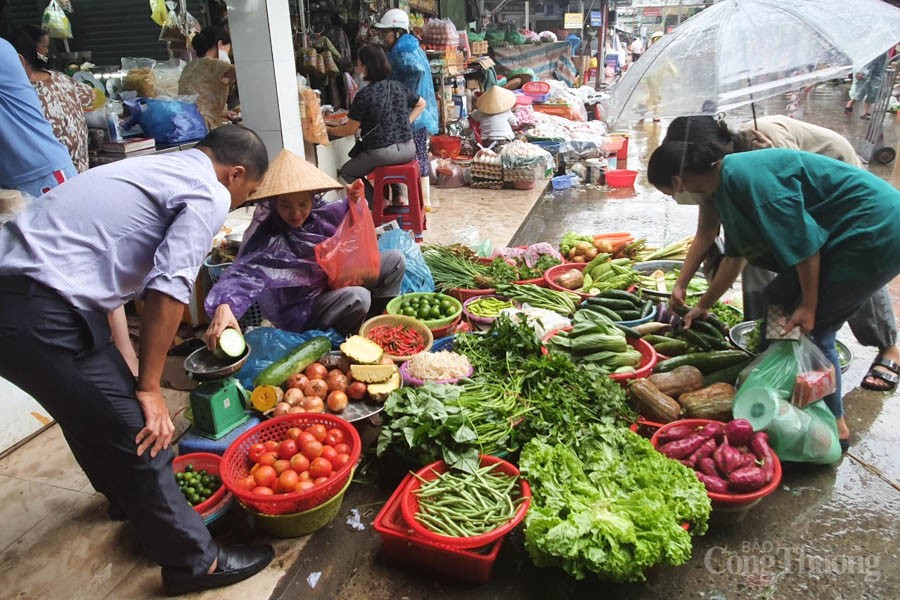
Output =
[{"x1": 715, "y1": 149, "x2": 900, "y2": 283}]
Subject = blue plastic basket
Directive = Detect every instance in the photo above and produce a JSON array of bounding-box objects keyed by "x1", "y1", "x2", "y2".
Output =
[
  {"x1": 203, "y1": 256, "x2": 264, "y2": 328},
  {"x1": 430, "y1": 335, "x2": 456, "y2": 353},
  {"x1": 616, "y1": 306, "x2": 658, "y2": 327},
  {"x1": 551, "y1": 175, "x2": 579, "y2": 190},
  {"x1": 533, "y1": 141, "x2": 561, "y2": 155}
]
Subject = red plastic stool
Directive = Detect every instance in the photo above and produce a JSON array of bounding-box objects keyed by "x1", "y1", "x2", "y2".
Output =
[{"x1": 369, "y1": 160, "x2": 426, "y2": 242}]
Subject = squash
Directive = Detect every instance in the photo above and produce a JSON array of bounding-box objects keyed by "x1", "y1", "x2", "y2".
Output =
[
  {"x1": 648, "y1": 365, "x2": 704, "y2": 397},
  {"x1": 679, "y1": 383, "x2": 736, "y2": 421},
  {"x1": 628, "y1": 379, "x2": 682, "y2": 423}
]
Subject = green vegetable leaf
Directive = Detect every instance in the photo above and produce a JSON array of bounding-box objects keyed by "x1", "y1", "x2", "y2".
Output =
[{"x1": 451, "y1": 423, "x2": 477, "y2": 443}]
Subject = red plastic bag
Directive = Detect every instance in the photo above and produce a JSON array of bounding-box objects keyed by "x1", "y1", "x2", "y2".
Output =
[{"x1": 314, "y1": 180, "x2": 380, "y2": 289}]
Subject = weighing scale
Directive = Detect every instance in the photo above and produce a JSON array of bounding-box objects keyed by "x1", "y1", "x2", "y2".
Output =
[{"x1": 183, "y1": 345, "x2": 252, "y2": 439}]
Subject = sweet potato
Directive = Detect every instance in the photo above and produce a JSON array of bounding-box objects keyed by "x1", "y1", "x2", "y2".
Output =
[
  {"x1": 696, "y1": 472, "x2": 729, "y2": 494},
  {"x1": 659, "y1": 433, "x2": 706, "y2": 460},
  {"x1": 750, "y1": 431, "x2": 776, "y2": 483},
  {"x1": 728, "y1": 466, "x2": 768, "y2": 493},
  {"x1": 697, "y1": 457, "x2": 720, "y2": 478},
  {"x1": 688, "y1": 438, "x2": 717, "y2": 465},
  {"x1": 713, "y1": 442, "x2": 744, "y2": 475},
  {"x1": 656, "y1": 423, "x2": 696, "y2": 444},
  {"x1": 725, "y1": 419, "x2": 754, "y2": 447}
]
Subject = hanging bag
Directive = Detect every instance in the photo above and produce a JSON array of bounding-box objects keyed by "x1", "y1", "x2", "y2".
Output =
[{"x1": 314, "y1": 180, "x2": 381, "y2": 289}]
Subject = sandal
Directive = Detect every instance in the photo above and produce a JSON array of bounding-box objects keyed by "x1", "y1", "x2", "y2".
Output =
[
  {"x1": 839, "y1": 438, "x2": 850, "y2": 453},
  {"x1": 844, "y1": 105, "x2": 853, "y2": 116},
  {"x1": 860, "y1": 356, "x2": 899, "y2": 392},
  {"x1": 861, "y1": 113, "x2": 872, "y2": 120}
]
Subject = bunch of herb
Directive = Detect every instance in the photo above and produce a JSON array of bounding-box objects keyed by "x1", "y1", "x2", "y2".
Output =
[{"x1": 518, "y1": 253, "x2": 562, "y2": 280}]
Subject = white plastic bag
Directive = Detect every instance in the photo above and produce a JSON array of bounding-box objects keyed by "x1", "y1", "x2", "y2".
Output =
[{"x1": 42, "y1": 0, "x2": 72, "y2": 39}]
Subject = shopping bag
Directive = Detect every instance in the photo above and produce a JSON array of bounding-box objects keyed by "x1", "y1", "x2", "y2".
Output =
[
  {"x1": 378, "y1": 228, "x2": 435, "y2": 294},
  {"x1": 733, "y1": 336, "x2": 840, "y2": 464},
  {"x1": 133, "y1": 97, "x2": 208, "y2": 144},
  {"x1": 314, "y1": 180, "x2": 381, "y2": 289}
]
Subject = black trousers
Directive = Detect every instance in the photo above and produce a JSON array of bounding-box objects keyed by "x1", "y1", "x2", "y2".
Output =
[{"x1": 0, "y1": 277, "x2": 216, "y2": 576}]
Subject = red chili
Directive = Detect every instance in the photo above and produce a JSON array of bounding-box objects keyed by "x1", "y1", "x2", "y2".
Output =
[{"x1": 367, "y1": 325, "x2": 425, "y2": 356}]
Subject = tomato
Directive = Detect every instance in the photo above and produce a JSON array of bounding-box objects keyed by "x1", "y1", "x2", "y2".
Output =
[
  {"x1": 301, "y1": 440, "x2": 323, "y2": 460},
  {"x1": 238, "y1": 475, "x2": 257, "y2": 490},
  {"x1": 313, "y1": 476, "x2": 330, "y2": 485},
  {"x1": 326, "y1": 428, "x2": 346, "y2": 445},
  {"x1": 332, "y1": 453, "x2": 351, "y2": 470},
  {"x1": 263, "y1": 440, "x2": 279, "y2": 453},
  {"x1": 307, "y1": 424, "x2": 327, "y2": 442},
  {"x1": 305, "y1": 363, "x2": 329, "y2": 380},
  {"x1": 309, "y1": 457, "x2": 333, "y2": 479},
  {"x1": 289, "y1": 453, "x2": 310, "y2": 473},
  {"x1": 248, "y1": 443, "x2": 266, "y2": 462},
  {"x1": 258, "y1": 451, "x2": 278, "y2": 467},
  {"x1": 333, "y1": 443, "x2": 350, "y2": 455},
  {"x1": 295, "y1": 479, "x2": 315, "y2": 491},
  {"x1": 277, "y1": 439, "x2": 298, "y2": 460},
  {"x1": 297, "y1": 470, "x2": 312, "y2": 481},
  {"x1": 285, "y1": 427, "x2": 303, "y2": 441},
  {"x1": 250, "y1": 463, "x2": 260, "y2": 475},
  {"x1": 277, "y1": 469, "x2": 299, "y2": 492},
  {"x1": 272, "y1": 459, "x2": 291, "y2": 475},
  {"x1": 321, "y1": 446, "x2": 338, "y2": 462},
  {"x1": 251, "y1": 486, "x2": 275, "y2": 495},
  {"x1": 297, "y1": 431, "x2": 316, "y2": 445},
  {"x1": 253, "y1": 465, "x2": 277, "y2": 488}
]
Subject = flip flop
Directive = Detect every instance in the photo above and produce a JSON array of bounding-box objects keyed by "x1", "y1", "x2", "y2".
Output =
[
  {"x1": 844, "y1": 105, "x2": 853, "y2": 116},
  {"x1": 861, "y1": 113, "x2": 872, "y2": 120},
  {"x1": 860, "y1": 356, "x2": 899, "y2": 392}
]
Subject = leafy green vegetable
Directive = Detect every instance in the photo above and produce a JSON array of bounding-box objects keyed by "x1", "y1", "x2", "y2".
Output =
[
  {"x1": 686, "y1": 297, "x2": 745, "y2": 329},
  {"x1": 520, "y1": 426, "x2": 711, "y2": 582}
]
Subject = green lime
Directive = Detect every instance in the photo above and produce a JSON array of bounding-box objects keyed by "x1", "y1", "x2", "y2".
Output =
[
  {"x1": 403, "y1": 307, "x2": 416, "y2": 317},
  {"x1": 184, "y1": 464, "x2": 194, "y2": 473},
  {"x1": 440, "y1": 300, "x2": 453, "y2": 312},
  {"x1": 430, "y1": 306, "x2": 442, "y2": 319}
]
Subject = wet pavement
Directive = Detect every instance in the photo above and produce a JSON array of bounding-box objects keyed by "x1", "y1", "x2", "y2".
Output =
[{"x1": 273, "y1": 82, "x2": 899, "y2": 600}]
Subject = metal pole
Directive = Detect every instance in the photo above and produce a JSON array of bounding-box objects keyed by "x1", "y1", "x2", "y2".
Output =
[
  {"x1": 677, "y1": 0, "x2": 684, "y2": 26},
  {"x1": 525, "y1": 0, "x2": 530, "y2": 30},
  {"x1": 598, "y1": 0, "x2": 607, "y2": 89}
]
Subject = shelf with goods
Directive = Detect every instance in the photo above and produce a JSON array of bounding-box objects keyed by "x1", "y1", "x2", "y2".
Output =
[{"x1": 427, "y1": 47, "x2": 478, "y2": 133}]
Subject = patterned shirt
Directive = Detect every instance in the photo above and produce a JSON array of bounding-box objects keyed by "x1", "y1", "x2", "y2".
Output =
[
  {"x1": 178, "y1": 58, "x2": 235, "y2": 132},
  {"x1": 0, "y1": 149, "x2": 230, "y2": 312},
  {"x1": 32, "y1": 70, "x2": 94, "y2": 172},
  {"x1": 348, "y1": 80, "x2": 418, "y2": 151}
]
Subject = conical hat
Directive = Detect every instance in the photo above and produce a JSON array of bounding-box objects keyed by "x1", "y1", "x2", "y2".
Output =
[
  {"x1": 476, "y1": 86, "x2": 517, "y2": 115},
  {"x1": 249, "y1": 150, "x2": 343, "y2": 201}
]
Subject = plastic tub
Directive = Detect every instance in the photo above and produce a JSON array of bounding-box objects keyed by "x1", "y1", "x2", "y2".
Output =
[
  {"x1": 359, "y1": 314, "x2": 435, "y2": 362},
  {"x1": 400, "y1": 455, "x2": 531, "y2": 549},
  {"x1": 462, "y1": 295, "x2": 516, "y2": 328},
  {"x1": 220, "y1": 414, "x2": 361, "y2": 515},
  {"x1": 374, "y1": 473, "x2": 504, "y2": 584},
  {"x1": 541, "y1": 328, "x2": 658, "y2": 384},
  {"x1": 430, "y1": 335, "x2": 456, "y2": 353},
  {"x1": 543, "y1": 263, "x2": 593, "y2": 300},
  {"x1": 241, "y1": 474, "x2": 353, "y2": 537},
  {"x1": 551, "y1": 174, "x2": 579, "y2": 190},
  {"x1": 430, "y1": 135, "x2": 462, "y2": 159},
  {"x1": 428, "y1": 314, "x2": 462, "y2": 339},
  {"x1": 522, "y1": 81, "x2": 550, "y2": 95},
  {"x1": 605, "y1": 169, "x2": 638, "y2": 187},
  {"x1": 650, "y1": 419, "x2": 783, "y2": 508},
  {"x1": 173, "y1": 453, "x2": 227, "y2": 515}
]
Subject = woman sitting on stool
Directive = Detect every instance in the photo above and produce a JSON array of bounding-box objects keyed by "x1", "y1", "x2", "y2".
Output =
[{"x1": 328, "y1": 45, "x2": 426, "y2": 205}]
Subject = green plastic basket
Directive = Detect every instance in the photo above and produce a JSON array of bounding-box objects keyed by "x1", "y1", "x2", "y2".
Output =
[
  {"x1": 386, "y1": 292, "x2": 463, "y2": 330},
  {"x1": 241, "y1": 473, "x2": 353, "y2": 538}
]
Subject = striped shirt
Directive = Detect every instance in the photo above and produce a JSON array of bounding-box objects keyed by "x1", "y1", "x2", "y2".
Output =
[{"x1": 0, "y1": 149, "x2": 230, "y2": 312}]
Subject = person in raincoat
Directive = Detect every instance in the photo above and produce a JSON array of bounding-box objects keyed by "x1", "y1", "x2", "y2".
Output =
[
  {"x1": 845, "y1": 52, "x2": 888, "y2": 119},
  {"x1": 375, "y1": 9, "x2": 439, "y2": 208},
  {"x1": 647, "y1": 140, "x2": 900, "y2": 450},
  {"x1": 663, "y1": 114, "x2": 900, "y2": 395},
  {"x1": 204, "y1": 150, "x2": 405, "y2": 340}
]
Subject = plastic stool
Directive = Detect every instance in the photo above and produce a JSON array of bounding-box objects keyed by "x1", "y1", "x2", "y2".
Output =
[
  {"x1": 177, "y1": 414, "x2": 260, "y2": 456},
  {"x1": 370, "y1": 160, "x2": 426, "y2": 241}
]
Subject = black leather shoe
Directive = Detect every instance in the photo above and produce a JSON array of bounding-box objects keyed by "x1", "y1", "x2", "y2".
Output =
[{"x1": 162, "y1": 544, "x2": 275, "y2": 596}]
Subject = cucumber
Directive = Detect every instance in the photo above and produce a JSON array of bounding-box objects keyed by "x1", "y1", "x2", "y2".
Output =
[
  {"x1": 616, "y1": 310, "x2": 643, "y2": 322},
  {"x1": 678, "y1": 329, "x2": 711, "y2": 352},
  {"x1": 643, "y1": 334, "x2": 678, "y2": 345},
  {"x1": 702, "y1": 359, "x2": 753, "y2": 386},
  {"x1": 584, "y1": 253, "x2": 612, "y2": 273},
  {"x1": 615, "y1": 323, "x2": 641, "y2": 339},
  {"x1": 254, "y1": 336, "x2": 332, "y2": 387},
  {"x1": 640, "y1": 299, "x2": 654, "y2": 318},
  {"x1": 214, "y1": 328, "x2": 246, "y2": 359},
  {"x1": 599, "y1": 289, "x2": 642, "y2": 306},
  {"x1": 653, "y1": 350, "x2": 750, "y2": 374},
  {"x1": 691, "y1": 320, "x2": 725, "y2": 341},
  {"x1": 591, "y1": 298, "x2": 636, "y2": 312},
  {"x1": 653, "y1": 341, "x2": 690, "y2": 357},
  {"x1": 583, "y1": 304, "x2": 622, "y2": 321}
]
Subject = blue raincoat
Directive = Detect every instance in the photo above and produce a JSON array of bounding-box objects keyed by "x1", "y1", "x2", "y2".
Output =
[{"x1": 389, "y1": 34, "x2": 439, "y2": 135}]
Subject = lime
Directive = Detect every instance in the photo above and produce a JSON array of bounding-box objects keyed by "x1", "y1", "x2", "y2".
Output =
[
  {"x1": 440, "y1": 300, "x2": 453, "y2": 312},
  {"x1": 430, "y1": 306, "x2": 442, "y2": 319},
  {"x1": 184, "y1": 464, "x2": 194, "y2": 473},
  {"x1": 403, "y1": 307, "x2": 416, "y2": 317}
]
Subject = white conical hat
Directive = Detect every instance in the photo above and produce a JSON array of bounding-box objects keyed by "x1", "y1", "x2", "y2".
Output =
[{"x1": 248, "y1": 150, "x2": 343, "y2": 201}]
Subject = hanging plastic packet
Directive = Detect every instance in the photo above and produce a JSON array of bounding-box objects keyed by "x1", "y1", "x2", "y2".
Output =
[
  {"x1": 42, "y1": 0, "x2": 72, "y2": 39},
  {"x1": 149, "y1": 0, "x2": 168, "y2": 27}
]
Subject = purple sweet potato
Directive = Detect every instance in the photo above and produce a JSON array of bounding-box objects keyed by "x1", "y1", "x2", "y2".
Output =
[
  {"x1": 656, "y1": 424, "x2": 697, "y2": 445},
  {"x1": 697, "y1": 457, "x2": 720, "y2": 478},
  {"x1": 737, "y1": 451, "x2": 758, "y2": 470},
  {"x1": 713, "y1": 441, "x2": 744, "y2": 475},
  {"x1": 725, "y1": 419, "x2": 755, "y2": 447},
  {"x1": 728, "y1": 466, "x2": 768, "y2": 493},
  {"x1": 687, "y1": 438, "x2": 717, "y2": 465},
  {"x1": 659, "y1": 434, "x2": 707, "y2": 460},
  {"x1": 750, "y1": 431, "x2": 776, "y2": 483},
  {"x1": 696, "y1": 472, "x2": 729, "y2": 494},
  {"x1": 698, "y1": 421, "x2": 726, "y2": 441}
]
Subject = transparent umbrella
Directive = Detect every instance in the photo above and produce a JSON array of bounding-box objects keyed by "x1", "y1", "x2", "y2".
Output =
[{"x1": 604, "y1": 0, "x2": 900, "y2": 127}]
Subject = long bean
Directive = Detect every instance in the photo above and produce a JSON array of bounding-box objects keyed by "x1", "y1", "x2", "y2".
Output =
[
  {"x1": 412, "y1": 465, "x2": 525, "y2": 537},
  {"x1": 495, "y1": 284, "x2": 579, "y2": 316}
]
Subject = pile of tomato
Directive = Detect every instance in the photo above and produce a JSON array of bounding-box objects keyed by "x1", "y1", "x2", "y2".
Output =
[{"x1": 235, "y1": 423, "x2": 352, "y2": 495}]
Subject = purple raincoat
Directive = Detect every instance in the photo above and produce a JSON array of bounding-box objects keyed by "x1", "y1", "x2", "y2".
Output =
[{"x1": 205, "y1": 195, "x2": 348, "y2": 332}]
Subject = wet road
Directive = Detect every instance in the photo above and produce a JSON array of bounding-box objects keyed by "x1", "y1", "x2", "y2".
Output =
[{"x1": 272, "y1": 83, "x2": 899, "y2": 600}]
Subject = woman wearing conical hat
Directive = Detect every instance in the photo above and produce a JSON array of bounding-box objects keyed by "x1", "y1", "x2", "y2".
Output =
[
  {"x1": 203, "y1": 150, "x2": 405, "y2": 340},
  {"x1": 469, "y1": 85, "x2": 518, "y2": 145}
]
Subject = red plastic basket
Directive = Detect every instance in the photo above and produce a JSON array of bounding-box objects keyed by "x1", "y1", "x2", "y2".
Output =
[
  {"x1": 543, "y1": 263, "x2": 592, "y2": 300},
  {"x1": 449, "y1": 286, "x2": 496, "y2": 303},
  {"x1": 374, "y1": 474, "x2": 503, "y2": 584},
  {"x1": 173, "y1": 453, "x2": 227, "y2": 515},
  {"x1": 650, "y1": 419, "x2": 782, "y2": 507},
  {"x1": 605, "y1": 169, "x2": 638, "y2": 187},
  {"x1": 429, "y1": 314, "x2": 462, "y2": 338},
  {"x1": 400, "y1": 455, "x2": 530, "y2": 549},
  {"x1": 220, "y1": 414, "x2": 361, "y2": 515},
  {"x1": 523, "y1": 81, "x2": 551, "y2": 95},
  {"x1": 541, "y1": 328, "x2": 658, "y2": 385}
]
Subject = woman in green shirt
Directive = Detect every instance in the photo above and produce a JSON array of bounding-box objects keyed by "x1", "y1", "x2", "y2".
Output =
[{"x1": 647, "y1": 143, "x2": 900, "y2": 447}]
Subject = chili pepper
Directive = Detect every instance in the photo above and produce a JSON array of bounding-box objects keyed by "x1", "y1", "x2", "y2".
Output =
[{"x1": 366, "y1": 325, "x2": 426, "y2": 356}]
